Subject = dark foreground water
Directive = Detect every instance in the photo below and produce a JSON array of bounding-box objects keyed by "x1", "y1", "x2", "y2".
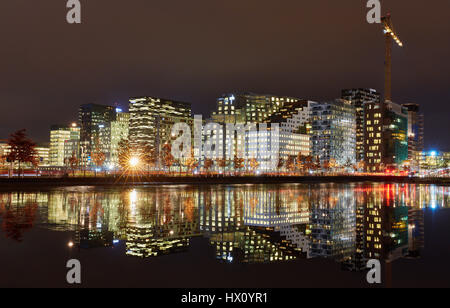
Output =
[{"x1": 0, "y1": 183, "x2": 449, "y2": 288}]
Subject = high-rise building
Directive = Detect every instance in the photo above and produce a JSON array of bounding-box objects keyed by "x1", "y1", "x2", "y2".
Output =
[
  {"x1": 244, "y1": 125, "x2": 310, "y2": 172},
  {"x1": 268, "y1": 100, "x2": 315, "y2": 134},
  {"x1": 35, "y1": 146, "x2": 50, "y2": 167},
  {"x1": 128, "y1": 96, "x2": 192, "y2": 154},
  {"x1": 78, "y1": 104, "x2": 116, "y2": 163},
  {"x1": 342, "y1": 89, "x2": 381, "y2": 162},
  {"x1": 417, "y1": 150, "x2": 450, "y2": 170},
  {"x1": 198, "y1": 120, "x2": 310, "y2": 173},
  {"x1": 49, "y1": 124, "x2": 80, "y2": 166},
  {"x1": 364, "y1": 101, "x2": 408, "y2": 172},
  {"x1": 99, "y1": 109, "x2": 130, "y2": 167},
  {"x1": 212, "y1": 93, "x2": 303, "y2": 124},
  {"x1": 208, "y1": 94, "x2": 310, "y2": 172},
  {"x1": 402, "y1": 103, "x2": 425, "y2": 162},
  {"x1": 310, "y1": 100, "x2": 356, "y2": 166},
  {"x1": 268, "y1": 99, "x2": 312, "y2": 122},
  {"x1": 267, "y1": 103, "x2": 313, "y2": 167},
  {"x1": 64, "y1": 139, "x2": 80, "y2": 165}
]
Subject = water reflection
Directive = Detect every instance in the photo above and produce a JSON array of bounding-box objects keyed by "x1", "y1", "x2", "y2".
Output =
[{"x1": 0, "y1": 183, "x2": 448, "y2": 271}]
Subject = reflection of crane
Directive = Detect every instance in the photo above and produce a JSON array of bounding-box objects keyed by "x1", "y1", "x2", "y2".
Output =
[{"x1": 381, "y1": 13, "x2": 403, "y2": 102}]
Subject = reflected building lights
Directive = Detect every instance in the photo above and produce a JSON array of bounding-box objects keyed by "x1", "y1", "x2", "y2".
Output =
[{"x1": 0, "y1": 184, "x2": 446, "y2": 268}]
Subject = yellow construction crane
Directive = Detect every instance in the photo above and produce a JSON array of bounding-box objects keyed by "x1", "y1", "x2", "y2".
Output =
[{"x1": 381, "y1": 13, "x2": 403, "y2": 102}]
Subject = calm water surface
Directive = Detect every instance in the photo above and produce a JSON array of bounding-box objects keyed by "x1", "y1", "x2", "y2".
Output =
[{"x1": 0, "y1": 183, "x2": 449, "y2": 288}]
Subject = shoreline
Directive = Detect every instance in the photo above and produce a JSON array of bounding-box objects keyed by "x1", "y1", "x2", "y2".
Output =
[{"x1": 0, "y1": 175, "x2": 448, "y2": 188}]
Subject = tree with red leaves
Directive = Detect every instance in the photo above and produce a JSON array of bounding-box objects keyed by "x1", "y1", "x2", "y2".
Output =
[
  {"x1": 143, "y1": 145, "x2": 158, "y2": 173},
  {"x1": 203, "y1": 158, "x2": 214, "y2": 175},
  {"x1": 233, "y1": 155, "x2": 245, "y2": 175},
  {"x1": 216, "y1": 158, "x2": 229, "y2": 175},
  {"x1": 0, "y1": 201, "x2": 38, "y2": 242},
  {"x1": 184, "y1": 155, "x2": 199, "y2": 174},
  {"x1": 162, "y1": 143, "x2": 175, "y2": 174},
  {"x1": 6, "y1": 129, "x2": 37, "y2": 178},
  {"x1": 92, "y1": 138, "x2": 106, "y2": 176},
  {"x1": 68, "y1": 152, "x2": 79, "y2": 176}
]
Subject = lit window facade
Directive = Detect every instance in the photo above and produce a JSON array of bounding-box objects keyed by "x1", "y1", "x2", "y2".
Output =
[
  {"x1": 212, "y1": 93, "x2": 303, "y2": 125},
  {"x1": 341, "y1": 88, "x2": 381, "y2": 162},
  {"x1": 129, "y1": 96, "x2": 192, "y2": 155},
  {"x1": 50, "y1": 124, "x2": 80, "y2": 166},
  {"x1": 364, "y1": 101, "x2": 408, "y2": 172},
  {"x1": 99, "y1": 111, "x2": 130, "y2": 167},
  {"x1": 78, "y1": 104, "x2": 116, "y2": 165},
  {"x1": 311, "y1": 100, "x2": 357, "y2": 166}
]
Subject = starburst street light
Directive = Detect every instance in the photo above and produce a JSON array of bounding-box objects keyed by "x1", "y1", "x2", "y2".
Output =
[{"x1": 129, "y1": 156, "x2": 140, "y2": 168}]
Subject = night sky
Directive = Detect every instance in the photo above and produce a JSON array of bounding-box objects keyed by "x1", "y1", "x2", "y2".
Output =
[{"x1": 1, "y1": 0, "x2": 449, "y2": 150}]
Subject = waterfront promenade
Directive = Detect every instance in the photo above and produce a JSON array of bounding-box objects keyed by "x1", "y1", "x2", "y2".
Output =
[{"x1": 0, "y1": 175, "x2": 448, "y2": 188}]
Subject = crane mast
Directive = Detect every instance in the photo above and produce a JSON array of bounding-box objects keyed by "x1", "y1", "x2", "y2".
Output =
[{"x1": 381, "y1": 13, "x2": 403, "y2": 102}]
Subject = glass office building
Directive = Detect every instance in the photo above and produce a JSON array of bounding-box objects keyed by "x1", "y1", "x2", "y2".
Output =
[
  {"x1": 212, "y1": 93, "x2": 303, "y2": 124},
  {"x1": 99, "y1": 109, "x2": 130, "y2": 167},
  {"x1": 49, "y1": 124, "x2": 80, "y2": 166},
  {"x1": 128, "y1": 96, "x2": 192, "y2": 154},
  {"x1": 364, "y1": 101, "x2": 408, "y2": 171},
  {"x1": 342, "y1": 88, "x2": 381, "y2": 162},
  {"x1": 78, "y1": 104, "x2": 116, "y2": 164},
  {"x1": 310, "y1": 100, "x2": 356, "y2": 166}
]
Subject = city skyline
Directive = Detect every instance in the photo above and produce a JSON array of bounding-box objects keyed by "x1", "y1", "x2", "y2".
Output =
[
  {"x1": 1, "y1": 1, "x2": 450, "y2": 291},
  {"x1": 1, "y1": 1, "x2": 449, "y2": 150},
  {"x1": 0, "y1": 89, "x2": 438, "y2": 150},
  {"x1": 3, "y1": 91, "x2": 444, "y2": 177}
]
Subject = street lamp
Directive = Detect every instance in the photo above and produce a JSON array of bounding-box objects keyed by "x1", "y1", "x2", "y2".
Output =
[{"x1": 129, "y1": 156, "x2": 140, "y2": 168}]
